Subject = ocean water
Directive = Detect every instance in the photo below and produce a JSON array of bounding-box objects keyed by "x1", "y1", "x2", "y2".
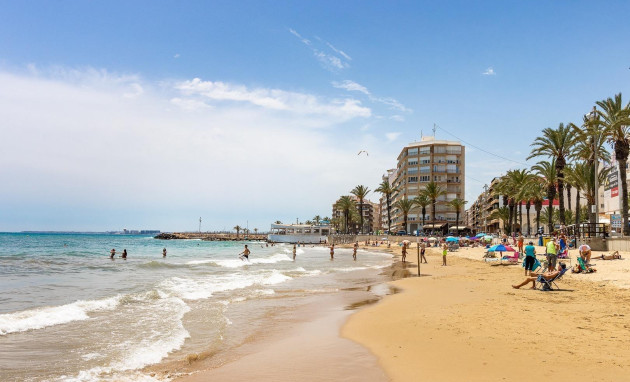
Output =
[{"x1": 0, "y1": 233, "x2": 392, "y2": 381}]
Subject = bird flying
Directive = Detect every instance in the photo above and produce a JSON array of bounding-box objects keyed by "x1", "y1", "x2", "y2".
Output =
[{"x1": 358, "y1": 150, "x2": 369, "y2": 156}]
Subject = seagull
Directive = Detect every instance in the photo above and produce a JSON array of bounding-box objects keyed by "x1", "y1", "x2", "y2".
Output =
[{"x1": 358, "y1": 150, "x2": 369, "y2": 156}]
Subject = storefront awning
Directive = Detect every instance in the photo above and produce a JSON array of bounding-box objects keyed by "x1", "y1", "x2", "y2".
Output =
[{"x1": 422, "y1": 223, "x2": 446, "y2": 229}]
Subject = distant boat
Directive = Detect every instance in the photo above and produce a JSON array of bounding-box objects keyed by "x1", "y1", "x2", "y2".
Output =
[{"x1": 267, "y1": 223, "x2": 331, "y2": 244}]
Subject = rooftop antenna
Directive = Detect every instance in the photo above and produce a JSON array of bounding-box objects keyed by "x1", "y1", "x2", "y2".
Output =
[
  {"x1": 420, "y1": 129, "x2": 423, "y2": 139},
  {"x1": 433, "y1": 123, "x2": 437, "y2": 137}
]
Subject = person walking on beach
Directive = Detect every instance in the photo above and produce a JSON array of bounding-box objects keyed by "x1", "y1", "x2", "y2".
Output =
[
  {"x1": 401, "y1": 242, "x2": 407, "y2": 262},
  {"x1": 121, "y1": 249, "x2": 127, "y2": 259},
  {"x1": 441, "y1": 242, "x2": 448, "y2": 266},
  {"x1": 239, "y1": 245, "x2": 250, "y2": 261},
  {"x1": 330, "y1": 244, "x2": 335, "y2": 260},
  {"x1": 420, "y1": 241, "x2": 427, "y2": 263},
  {"x1": 517, "y1": 234, "x2": 524, "y2": 254},
  {"x1": 162, "y1": 248, "x2": 167, "y2": 257},
  {"x1": 292, "y1": 244, "x2": 297, "y2": 260},
  {"x1": 110, "y1": 248, "x2": 116, "y2": 259},
  {"x1": 524, "y1": 241, "x2": 536, "y2": 276},
  {"x1": 353, "y1": 242, "x2": 358, "y2": 261}
]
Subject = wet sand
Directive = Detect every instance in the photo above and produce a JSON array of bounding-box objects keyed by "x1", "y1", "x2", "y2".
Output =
[{"x1": 174, "y1": 291, "x2": 389, "y2": 382}]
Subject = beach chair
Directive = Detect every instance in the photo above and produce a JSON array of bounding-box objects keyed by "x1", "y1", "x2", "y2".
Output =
[
  {"x1": 501, "y1": 252, "x2": 519, "y2": 264},
  {"x1": 536, "y1": 268, "x2": 568, "y2": 291}
]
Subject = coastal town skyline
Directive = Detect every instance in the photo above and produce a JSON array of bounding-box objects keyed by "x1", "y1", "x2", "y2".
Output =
[{"x1": 1, "y1": 1, "x2": 629, "y2": 231}]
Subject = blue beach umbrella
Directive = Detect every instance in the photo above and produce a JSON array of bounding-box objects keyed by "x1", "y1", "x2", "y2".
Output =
[
  {"x1": 476, "y1": 233, "x2": 486, "y2": 237},
  {"x1": 488, "y1": 244, "x2": 507, "y2": 252},
  {"x1": 446, "y1": 237, "x2": 458, "y2": 242}
]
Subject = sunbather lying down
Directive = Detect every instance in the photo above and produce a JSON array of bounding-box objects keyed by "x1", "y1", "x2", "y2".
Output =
[
  {"x1": 512, "y1": 263, "x2": 566, "y2": 289},
  {"x1": 597, "y1": 251, "x2": 623, "y2": 260}
]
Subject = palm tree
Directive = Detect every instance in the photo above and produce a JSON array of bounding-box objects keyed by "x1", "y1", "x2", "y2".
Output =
[
  {"x1": 423, "y1": 181, "x2": 446, "y2": 229},
  {"x1": 598, "y1": 93, "x2": 630, "y2": 234},
  {"x1": 412, "y1": 193, "x2": 430, "y2": 231},
  {"x1": 532, "y1": 160, "x2": 558, "y2": 234},
  {"x1": 518, "y1": 173, "x2": 541, "y2": 236},
  {"x1": 489, "y1": 207, "x2": 510, "y2": 231},
  {"x1": 350, "y1": 185, "x2": 370, "y2": 234},
  {"x1": 375, "y1": 180, "x2": 397, "y2": 233},
  {"x1": 335, "y1": 196, "x2": 356, "y2": 234},
  {"x1": 274, "y1": 220, "x2": 282, "y2": 224},
  {"x1": 394, "y1": 198, "x2": 414, "y2": 233},
  {"x1": 507, "y1": 169, "x2": 530, "y2": 233},
  {"x1": 447, "y1": 198, "x2": 467, "y2": 236},
  {"x1": 528, "y1": 123, "x2": 575, "y2": 226},
  {"x1": 527, "y1": 178, "x2": 546, "y2": 235},
  {"x1": 233, "y1": 225, "x2": 242, "y2": 239},
  {"x1": 312, "y1": 215, "x2": 322, "y2": 225},
  {"x1": 254, "y1": 228, "x2": 258, "y2": 235}
]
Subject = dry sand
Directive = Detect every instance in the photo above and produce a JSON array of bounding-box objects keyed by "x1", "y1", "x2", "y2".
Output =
[{"x1": 343, "y1": 243, "x2": 630, "y2": 381}]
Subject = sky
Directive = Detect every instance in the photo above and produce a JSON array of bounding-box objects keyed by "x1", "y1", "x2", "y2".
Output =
[{"x1": 1, "y1": 1, "x2": 629, "y2": 232}]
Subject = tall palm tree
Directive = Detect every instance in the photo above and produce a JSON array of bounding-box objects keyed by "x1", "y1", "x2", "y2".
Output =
[
  {"x1": 528, "y1": 123, "x2": 575, "y2": 226},
  {"x1": 335, "y1": 196, "x2": 357, "y2": 234},
  {"x1": 312, "y1": 215, "x2": 322, "y2": 225},
  {"x1": 447, "y1": 198, "x2": 467, "y2": 236},
  {"x1": 598, "y1": 93, "x2": 630, "y2": 234},
  {"x1": 423, "y1": 181, "x2": 446, "y2": 229},
  {"x1": 350, "y1": 185, "x2": 370, "y2": 234},
  {"x1": 518, "y1": 173, "x2": 540, "y2": 236},
  {"x1": 507, "y1": 169, "x2": 530, "y2": 233},
  {"x1": 375, "y1": 180, "x2": 397, "y2": 233},
  {"x1": 233, "y1": 225, "x2": 242, "y2": 239},
  {"x1": 412, "y1": 193, "x2": 430, "y2": 231},
  {"x1": 526, "y1": 177, "x2": 546, "y2": 235},
  {"x1": 394, "y1": 198, "x2": 414, "y2": 234},
  {"x1": 532, "y1": 160, "x2": 558, "y2": 234},
  {"x1": 489, "y1": 207, "x2": 510, "y2": 231}
]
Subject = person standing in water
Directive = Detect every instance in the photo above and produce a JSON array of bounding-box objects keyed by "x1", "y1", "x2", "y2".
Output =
[
  {"x1": 353, "y1": 241, "x2": 358, "y2": 261},
  {"x1": 110, "y1": 248, "x2": 116, "y2": 259},
  {"x1": 292, "y1": 244, "x2": 297, "y2": 260},
  {"x1": 330, "y1": 244, "x2": 335, "y2": 260},
  {"x1": 121, "y1": 249, "x2": 127, "y2": 259},
  {"x1": 239, "y1": 245, "x2": 251, "y2": 261},
  {"x1": 162, "y1": 248, "x2": 167, "y2": 257}
]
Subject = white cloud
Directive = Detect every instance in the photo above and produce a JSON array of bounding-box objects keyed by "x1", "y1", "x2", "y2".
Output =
[
  {"x1": 289, "y1": 28, "x2": 349, "y2": 72},
  {"x1": 0, "y1": 68, "x2": 384, "y2": 231},
  {"x1": 385, "y1": 132, "x2": 402, "y2": 142},
  {"x1": 332, "y1": 80, "x2": 370, "y2": 95},
  {"x1": 325, "y1": 42, "x2": 352, "y2": 61},
  {"x1": 174, "y1": 53, "x2": 180, "y2": 59},
  {"x1": 482, "y1": 67, "x2": 496, "y2": 76},
  {"x1": 176, "y1": 78, "x2": 371, "y2": 119},
  {"x1": 390, "y1": 115, "x2": 405, "y2": 122}
]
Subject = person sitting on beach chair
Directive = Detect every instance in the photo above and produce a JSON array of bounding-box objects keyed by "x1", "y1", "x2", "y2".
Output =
[
  {"x1": 512, "y1": 263, "x2": 567, "y2": 290},
  {"x1": 596, "y1": 251, "x2": 623, "y2": 260}
]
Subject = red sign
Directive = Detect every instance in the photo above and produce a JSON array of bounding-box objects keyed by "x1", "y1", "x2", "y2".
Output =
[{"x1": 612, "y1": 187, "x2": 619, "y2": 198}]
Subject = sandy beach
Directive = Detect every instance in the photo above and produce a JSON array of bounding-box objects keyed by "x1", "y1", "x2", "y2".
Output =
[{"x1": 343, "y1": 243, "x2": 630, "y2": 381}]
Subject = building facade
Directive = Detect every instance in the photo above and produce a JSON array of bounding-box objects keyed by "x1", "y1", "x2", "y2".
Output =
[{"x1": 390, "y1": 136, "x2": 466, "y2": 234}]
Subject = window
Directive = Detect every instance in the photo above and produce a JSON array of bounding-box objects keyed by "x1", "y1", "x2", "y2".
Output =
[
  {"x1": 419, "y1": 166, "x2": 430, "y2": 173},
  {"x1": 407, "y1": 167, "x2": 418, "y2": 174},
  {"x1": 420, "y1": 176, "x2": 430, "y2": 182},
  {"x1": 408, "y1": 148, "x2": 418, "y2": 156},
  {"x1": 419, "y1": 156, "x2": 430, "y2": 164},
  {"x1": 408, "y1": 158, "x2": 418, "y2": 165},
  {"x1": 408, "y1": 176, "x2": 418, "y2": 183},
  {"x1": 419, "y1": 148, "x2": 431, "y2": 155},
  {"x1": 434, "y1": 146, "x2": 446, "y2": 154}
]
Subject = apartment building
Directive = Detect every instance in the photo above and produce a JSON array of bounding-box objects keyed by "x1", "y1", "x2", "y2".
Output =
[
  {"x1": 390, "y1": 136, "x2": 465, "y2": 234},
  {"x1": 332, "y1": 195, "x2": 378, "y2": 233}
]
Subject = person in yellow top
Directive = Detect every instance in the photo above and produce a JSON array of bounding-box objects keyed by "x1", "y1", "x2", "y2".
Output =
[
  {"x1": 545, "y1": 238, "x2": 558, "y2": 272},
  {"x1": 442, "y1": 242, "x2": 448, "y2": 266}
]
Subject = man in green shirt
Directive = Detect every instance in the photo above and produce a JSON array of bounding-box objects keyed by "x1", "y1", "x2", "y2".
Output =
[{"x1": 545, "y1": 238, "x2": 558, "y2": 272}]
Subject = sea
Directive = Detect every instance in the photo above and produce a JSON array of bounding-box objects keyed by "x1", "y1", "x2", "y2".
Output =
[{"x1": 0, "y1": 233, "x2": 393, "y2": 382}]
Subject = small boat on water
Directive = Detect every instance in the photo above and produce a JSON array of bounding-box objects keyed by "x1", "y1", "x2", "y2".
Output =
[{"x1": 267, "y1": 223, "x2": 331, "y2": 244}]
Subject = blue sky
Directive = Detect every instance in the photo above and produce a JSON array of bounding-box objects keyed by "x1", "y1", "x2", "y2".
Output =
[{"x1": 1, "y1": 1, "x2": 629, "y2": 232}]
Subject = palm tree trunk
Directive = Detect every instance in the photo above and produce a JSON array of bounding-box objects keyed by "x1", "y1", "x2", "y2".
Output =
[
  {"x1": 567, "y1": 185, "x2": 572, "y2": 212},
  {"x1": 619, "y1": 157, "x2": 630, "y2": 236},
  {"x1": 359, "y1": 199, "x2": 364, "y2": 234},
  {"x1": 535, "y1": 207, "x2": 541, "y2": 235},
  {"x1": 526, "y1": 202, "x2": 531, "y2": 236},
  {"x1": 575, "y1": 188, "x2": 581, "y2": 238},
  {"x1": 455, "y1": 211, "x2": 460, "y2": 236},
  {"x1": 386, "y1": 196, "x2": 391, "y2": 232},
  {"x1": 518, "y1": 202, "x2": 523, "y2": 234},
  {"x1": 507, "y1": 202, "x2": 514, "y2": 234},
  {"x1": 557, "y1": 161, "x2": 566, "y2": 225},
  {"x1": 547, "y1": 205, "x2": 553, "y2": 234},
  {"x1": 422, "y1": 207, "x2": 426, "y2": 228}
]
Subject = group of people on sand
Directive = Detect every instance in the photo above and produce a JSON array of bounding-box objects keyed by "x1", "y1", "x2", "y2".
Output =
[{"x1": 399, "y1": 241, "x2": 439, "y2": 265}]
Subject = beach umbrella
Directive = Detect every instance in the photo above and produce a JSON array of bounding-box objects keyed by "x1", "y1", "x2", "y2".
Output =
[
  {"x1": 484, "y1": 235, "x2": 493, "y2": 241},
  {"x1": 476, "y1": 233, "x2": 486, "y2": 237},
  {"x1": 488, "y1": 244, "x2": 507, "y2": 252},
  {"x1": 469, "y1": 237, "x2": 479, "y2": 241},
  {"x1": 445, "y1": 237, "x2": 458, "y2": 242}
]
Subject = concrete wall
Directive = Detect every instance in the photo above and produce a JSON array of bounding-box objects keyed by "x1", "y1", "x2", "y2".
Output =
[{"x1": 604, "y1": 237, "x2": 630, "y2": 252}]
